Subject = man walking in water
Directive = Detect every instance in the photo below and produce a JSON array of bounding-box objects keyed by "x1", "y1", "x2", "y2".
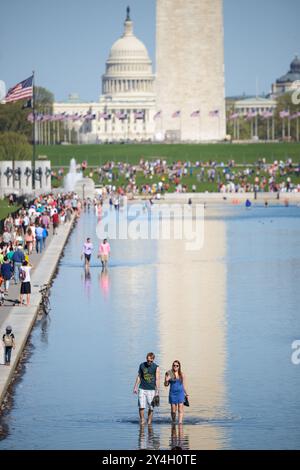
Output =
[
  {"x1": 98, "y1": 238, "x2": 110, "y2": 270},
  {"x1": 81, "y1": 238, "x2": 93, "y2": 268},
  {"x1": 133, "y1": 352, "x2": 160, "y2": 425}
]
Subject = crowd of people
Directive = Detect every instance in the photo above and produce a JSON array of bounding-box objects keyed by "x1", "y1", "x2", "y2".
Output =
[
  {"x1": 0, "y1": 193, "x2": 79, "y2": 309},
  {"x1": 53, "y1": 157, "x2": 300, "y2": 196}
]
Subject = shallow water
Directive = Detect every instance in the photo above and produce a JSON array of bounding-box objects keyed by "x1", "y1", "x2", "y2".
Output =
[{"x1": 0, "y1": 204, "x2": 300, "y2": 450}]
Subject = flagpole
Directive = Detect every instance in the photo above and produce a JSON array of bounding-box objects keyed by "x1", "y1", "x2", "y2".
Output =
[{"x1": 32, "y1": 70, "x2": 36, "y2": 190}]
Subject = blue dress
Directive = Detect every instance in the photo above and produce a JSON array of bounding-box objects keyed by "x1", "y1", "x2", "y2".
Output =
[{"x1": 169, "y1": 378, "x2": 185, "y2": 405}]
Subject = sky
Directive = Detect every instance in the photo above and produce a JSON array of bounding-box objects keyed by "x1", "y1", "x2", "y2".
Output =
[{"x1": 1, "y1": 0, "x2": 300, "y2": 102}]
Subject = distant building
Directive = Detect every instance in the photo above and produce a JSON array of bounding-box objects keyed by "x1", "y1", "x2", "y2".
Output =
[
  {"x1": 233, "y1": 96, "x2": 277, "y2": 116},
  {"x1": 272, "y1": 55, "x2": 300, "y2": 96},
  {"x1": 54, "y1": 8, "x2": 155, "y2": 143}
]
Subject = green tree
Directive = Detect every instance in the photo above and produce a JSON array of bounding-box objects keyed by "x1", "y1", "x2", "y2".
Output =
[
  {"x1": 34, "y1": 86, "x2": 54, "y2": 113},
  {"x1": 0, "y1": 101, "x2": 32, "y2": 139},
  {"x1": 0, "y1": 132, "x2": 32, "y2": 161},
  {"x1": 0, "y1": 86, "x2": 55, "y2": 143}
]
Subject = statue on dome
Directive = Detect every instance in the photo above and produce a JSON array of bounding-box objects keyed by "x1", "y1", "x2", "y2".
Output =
[{"x1": 126, "y1": 6, "x2": 131, "y2": 21}]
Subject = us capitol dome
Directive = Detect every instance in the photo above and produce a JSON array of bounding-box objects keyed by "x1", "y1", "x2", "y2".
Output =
[
  {"x1": 102, "y1": 7, "x2": 155, "y2": 96},
  {"x1": 54, "y1": 7, "x2": 156, "y2": 144}
]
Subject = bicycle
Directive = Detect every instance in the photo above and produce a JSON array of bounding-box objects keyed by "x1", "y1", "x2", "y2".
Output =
[{"x1": 39, "y1": 284, "x2": 51, "y2": 315}]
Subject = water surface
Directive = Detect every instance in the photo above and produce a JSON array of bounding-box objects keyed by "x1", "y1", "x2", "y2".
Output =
[{"x1": 0, "y1": 204, "x2": 299, "y2": 450}]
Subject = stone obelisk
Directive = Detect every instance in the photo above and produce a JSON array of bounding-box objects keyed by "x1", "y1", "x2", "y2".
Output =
[{"x1": 156, "y1": 0, "x2": 226, "y2": 142}]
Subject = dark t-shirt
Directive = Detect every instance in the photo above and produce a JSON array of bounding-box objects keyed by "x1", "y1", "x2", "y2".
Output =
[{"x1": 138, "y1": 362, "x2": 158, "y2": 391}]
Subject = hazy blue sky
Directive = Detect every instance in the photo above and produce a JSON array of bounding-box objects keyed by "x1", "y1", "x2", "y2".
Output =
[{"x1": 1, "y1": 0, "x2": 300, "y2": 101}]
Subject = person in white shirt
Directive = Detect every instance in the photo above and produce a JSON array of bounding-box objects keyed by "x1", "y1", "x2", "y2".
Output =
[
  {"x1": 81, "y1": 238, "x2": 93, "y2": 267},
  {"x1": 19, "y1": 260, "x2": 32, "y2": 306}
]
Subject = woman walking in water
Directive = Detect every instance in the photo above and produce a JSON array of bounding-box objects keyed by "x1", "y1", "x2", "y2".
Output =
[{"x1": 164, "y1": 360, "x2": 189, "y2": 424}]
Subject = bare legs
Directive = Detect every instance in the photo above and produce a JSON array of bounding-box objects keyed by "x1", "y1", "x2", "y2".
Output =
[
  {"x1": 139, "y1": 408, "x2": 153, "y2": 425},
  {"x1": 171, "y1": 403, "x2": 184, "y2": 424},
  {"x1": 20, "y1": 293, "x2": 30, "y2": 306}
]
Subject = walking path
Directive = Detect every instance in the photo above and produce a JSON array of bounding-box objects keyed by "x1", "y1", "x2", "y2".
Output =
[{"x1": 0, "y1": 216, "x2": 75, "y2": 407}]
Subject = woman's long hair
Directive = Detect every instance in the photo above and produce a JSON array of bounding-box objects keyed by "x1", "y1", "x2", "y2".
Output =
[{"x1": 172, "y1": 360, "x2": 183, "y2": 383}]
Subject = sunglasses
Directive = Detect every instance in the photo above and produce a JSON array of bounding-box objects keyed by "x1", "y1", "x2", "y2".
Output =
[{"x1": 173, "y1": 364, "x2": 179, "y2": 368}]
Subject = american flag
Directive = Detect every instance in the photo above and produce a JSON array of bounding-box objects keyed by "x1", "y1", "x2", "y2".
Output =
[
  {"x1": 172, "y1": 110, "x2": 181, "y2": 118},
  {"x1": 289, "y1": 113, "x2": 299, "y2": 120},
  {"x1": 261, "y1": 111, "x2": 273, "y2": 119},
  {"x1": 229, "y1": 113, "x2": 239, "y2": 120},
  {"x1": 5, "y1": 75, "x2": 33, "y2": 103},
  {"x1": 245, "y1": 111, "x2": 257, "y2": 120},
  {"x1": 209, "y1": 110, "x2": 220, "y2": 117},
  {"x1": 134, "y1": 111, "x2": 145, "y2": 119},
  {"x1": 279, "y1": 110, "x2": 290, "y2": 119},
  {"x1": 191, "y1": 110, "x2": 200, "y2": 118},
  {"x1": 153, "y1": 111, "x2": 162, "y2": 120},
  {"x1": 99, "y1": 112, "x2": 112, "y2": 120},
  {"x1": 84, "y1": 112, "x2": 96, "y2": 120},
  {"x1": 116, "y1": 111, "x2": 127, "y2": 120}
]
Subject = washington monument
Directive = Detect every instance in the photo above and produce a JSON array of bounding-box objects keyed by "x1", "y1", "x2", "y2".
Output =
[{"x1": 156, "y1": 0, "x2": 226, "y2": 142}]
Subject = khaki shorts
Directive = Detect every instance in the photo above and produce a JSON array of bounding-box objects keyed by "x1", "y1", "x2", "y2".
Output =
[{"x1": 100, "y1": 254, "x2": 108, "y2": 262}]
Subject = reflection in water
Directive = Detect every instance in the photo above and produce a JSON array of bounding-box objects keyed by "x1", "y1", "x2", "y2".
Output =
[
  {"x1": 170, "y1": 424, "x2": 189, "y2": 450},
  {"x1": 81, "y1": 266, "x2": 92, "y2": 299},
  {"x1": 157, "y1": 217, "x2": 228, "y2": 449},
  {"x1": 1, "y1": 207, "x2": 300, "y2": 450},
  {"x1": 39, "y1": 314, "x2": 51, "y2": 345},
  {"x1": 99, "y1": 269, "x2": 110, "y2": 298},
  {"x1": 138, "y1": 424, "x2": 160, "y2": 450}
]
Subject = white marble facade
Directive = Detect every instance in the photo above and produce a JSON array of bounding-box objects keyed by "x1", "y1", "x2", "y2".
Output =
[{"x1": 156, "y1": 0, "x2": 226, "y2": 142}]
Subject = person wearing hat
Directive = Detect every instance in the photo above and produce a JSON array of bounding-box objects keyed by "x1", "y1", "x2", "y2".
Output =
[{"x1": 2, "y1": 326, "x2": 15, "y2": 366}]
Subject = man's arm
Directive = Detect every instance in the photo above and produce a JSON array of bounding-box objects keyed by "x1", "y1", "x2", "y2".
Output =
[{"x1": 133, "y1": 374, "x2": 141, "y2": 394}]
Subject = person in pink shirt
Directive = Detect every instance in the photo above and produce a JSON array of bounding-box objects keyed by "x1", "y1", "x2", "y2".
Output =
[{"x1": 98, "y1": 239, "x2": 111, "y2": 269}]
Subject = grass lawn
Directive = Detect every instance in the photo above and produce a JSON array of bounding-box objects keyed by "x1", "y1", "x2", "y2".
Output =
[
  {"x1": 37, "y1": 142, "x2": 300, "y2": 167},
  {"x1": 0, "y1": 200, "x2": 20, "y2": 221},
  {"x1": 51, "y1": 165, "x2": 300, "y2": 193}
]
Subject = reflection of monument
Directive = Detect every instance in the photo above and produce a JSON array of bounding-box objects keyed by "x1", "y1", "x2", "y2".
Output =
[
  {"x1": 157, "y1": 212, "x2": 228, "y2": 449},
  {"x1": 156, "y1": 0, "x2": 226, "y2": 141}
]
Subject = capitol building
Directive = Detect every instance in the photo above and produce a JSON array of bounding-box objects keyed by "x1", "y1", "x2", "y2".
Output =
[
  {"x1": 54, "y1": 3, "x2": 226, "y2": 143},
  {"x1": 54, "y1": 8, "x2": 156, "y2": 143}
]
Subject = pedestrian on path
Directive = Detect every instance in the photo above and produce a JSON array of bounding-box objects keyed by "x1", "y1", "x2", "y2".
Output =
[
  {"x1": 12, "y1": 245, "x2": 25, "y2": 285},
  {"x1": 164, "y1": 360, "x2": 189, "y2": 424},
  {"x1": 19, "y1": 260, "x2": 32, "y2": 306},
  {"x1": 81, "y1": 238, "x2": 93, "y2": 268},
  {"x1": 2, "y1": 326, "x2": 15, "y2": 366},
  {"x1": 35, "y1": 225, "x2": 44, "y2": 254},
  {"x1": 133, "y1": 352, "x2": 160, "y2": 425},
  {"x1": 1, "y1": 256, "x2": 13, "y2": 293},
  {"x1": 98, "y1": 239, "x2": 111, "y2": 270}
]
